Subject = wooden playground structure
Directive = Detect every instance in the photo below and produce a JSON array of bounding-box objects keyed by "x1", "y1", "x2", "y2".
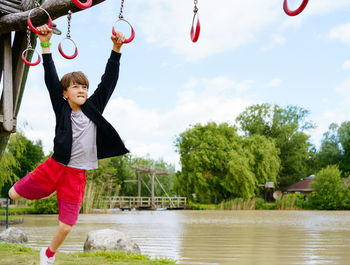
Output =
[{"x1": 105, "y1": 165, "x2": 187, "y2": 210}]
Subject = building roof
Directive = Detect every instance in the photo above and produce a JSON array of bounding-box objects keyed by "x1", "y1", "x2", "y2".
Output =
[{"x1": 286, "y1": 175, "x2": 315, "y2": 192}]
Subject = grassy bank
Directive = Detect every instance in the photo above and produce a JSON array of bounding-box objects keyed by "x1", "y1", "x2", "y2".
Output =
[
  {"x1": 188, "y1": 194, "x2": 311, "y2": 210},
  {"x1": 0, "y1": 207, "x2": 36, "y2": 215},
  {"x1": 0, "y1": 242, "x2": 176, "y2": 265}
]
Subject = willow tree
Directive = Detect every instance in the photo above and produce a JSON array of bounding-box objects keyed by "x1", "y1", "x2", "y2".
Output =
[
  {"x1": 0, "y1": 0, "x2": 105, "y2": 158},
  {"x1": 175, "y1": 122, "x2": 280, "y2": 203}
]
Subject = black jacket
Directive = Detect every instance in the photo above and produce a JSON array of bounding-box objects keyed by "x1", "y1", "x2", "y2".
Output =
[{"x1": 42, "y1": 51, "x2": 129, "y2": 165}]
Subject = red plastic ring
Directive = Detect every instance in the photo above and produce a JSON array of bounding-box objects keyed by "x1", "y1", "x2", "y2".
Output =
[
  {"x1": 191, "y1": 13, "x2": 200, "y2": 43},
  {"x1": 58, "y1": 38, "x2": 78, "y2": 59},
  {"x1": 27, "y1": 7, "x2": 53, "y2": 35},
  {"x1": 72, "y1": 0, "x2": 92, "y2": 9},
  {"x1": 112, "y1": 19, "x2": 135, "y2": 44},
  {"x1": 21, "y1": 48, "x2": 41, "y2": 66},
  {"x1": 283, "y1": 0, "x2": 309, "y2": 16}
]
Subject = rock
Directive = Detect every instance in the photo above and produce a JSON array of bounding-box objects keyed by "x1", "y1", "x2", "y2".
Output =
[
  {"x1": 0, "y1": 227, "x2": 28, "y2": 243},
  {"x1": 84, "y1": 229, "x2": 141, "y2": 254}
]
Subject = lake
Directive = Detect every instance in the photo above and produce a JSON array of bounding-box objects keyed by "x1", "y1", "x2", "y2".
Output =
[{"x1": 2, "y1": 210, "x2": 350, "y2": 265}]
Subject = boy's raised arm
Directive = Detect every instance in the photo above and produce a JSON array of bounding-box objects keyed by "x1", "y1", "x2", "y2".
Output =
[
  {"x1": 37, "y1": 25, "x2": 63, "y2": 113},
  {"x1": 89, "y1": 32, "x2": 126, "y2": 113}
]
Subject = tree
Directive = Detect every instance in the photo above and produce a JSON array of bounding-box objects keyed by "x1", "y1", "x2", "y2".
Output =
[
  {"x1": 316, "y1": 123, "x2": 342, "y2": 169},
  {"x1": 310, "y1": 165, "x2": 349, "y2": 210},
  {"x1": 236, "y1": 104, "x2": 314, "y2": 188},
  {"x1": 316, "y1": 121, "x2": 350, "y2": 176},
  {"x1": 175, "y1": 122, "x2": 280, "y2": 203},
  {"x1": 242, "y1": 135, "x2": 280, "y2": 195},
  {"x1": 0, "y1": 131, "x2": 45, "y2": 197},
  {"x1": 338, "y1": 121, "x2": 350, "y2": 175}
]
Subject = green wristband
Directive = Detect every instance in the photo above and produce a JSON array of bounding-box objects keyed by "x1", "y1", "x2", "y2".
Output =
[{"x1": 41, "y1": 42, "x2": 51, "y2": 47}]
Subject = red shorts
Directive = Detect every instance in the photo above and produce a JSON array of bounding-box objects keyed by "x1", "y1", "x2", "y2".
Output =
[{"x1": 14, "y1": 157, "x2": 86, "y2": 225}]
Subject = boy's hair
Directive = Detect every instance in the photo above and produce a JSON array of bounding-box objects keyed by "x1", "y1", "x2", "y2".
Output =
[{"x1": 61, "y1": 72, "x2": 89, "y2": 91}]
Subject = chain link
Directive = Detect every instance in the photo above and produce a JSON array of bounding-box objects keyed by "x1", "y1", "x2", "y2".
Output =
[
  {"x1": 193, "y1": 0, "x2": 198, "y2": 13},
  {"x1": 67, "y1": 10, "x2": 72, "y2": 38},
  {"x1": 26, "y1": 27, "x2": 32, "y2": 49},
  {"x1": 119, "y1": 0, "x2": 125, "y2": 19}
]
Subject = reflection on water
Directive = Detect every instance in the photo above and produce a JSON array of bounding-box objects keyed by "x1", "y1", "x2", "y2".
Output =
[{"x1": 2, "y1": 210, "x2": 350, "y2": 264}]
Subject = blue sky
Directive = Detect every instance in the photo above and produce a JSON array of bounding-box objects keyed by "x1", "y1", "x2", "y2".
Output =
[{"x1": 9, "y1": 0, "x2": 350, "y2": 168}]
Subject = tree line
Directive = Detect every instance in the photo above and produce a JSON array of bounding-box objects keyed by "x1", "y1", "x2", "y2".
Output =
[{"x1": 0, "y1": 103, "x2": 349, "y2": 210}]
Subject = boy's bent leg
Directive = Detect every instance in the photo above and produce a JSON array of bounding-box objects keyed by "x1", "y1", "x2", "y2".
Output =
[
  {"x1": 49, "y1": 221, "x2": 73, "y2": 252},
  {"x1": 11, "y1": 172, "x2": 54, "y2": 200}
]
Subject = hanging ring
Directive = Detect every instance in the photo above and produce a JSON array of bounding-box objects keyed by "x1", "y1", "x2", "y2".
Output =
[
  {"x1": 71, "y1": 0, "x2": 92, "y2": 9},
  {"x1": 58, "y1": 38, "x2": 78, "y2": 59},
  {"x1": 21, "y1": 48, "x2": 41, "y2": 66},
  {"x1": 191, "y1": 12, "x2": 200, "y2": 43},
  {"x1": 27, "y1": 7, "x2": 53, "y2": 35},
  {"x1": 283, "y1": 0, "x2": 309, "y2": 16},
  {"x1": 112, "y1": 18, "x2": 135, "y2": 44}
]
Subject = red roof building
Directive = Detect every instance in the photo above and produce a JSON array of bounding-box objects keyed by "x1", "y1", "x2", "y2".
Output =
[{"x1": 286, "y1": 175, "x2": 315, "y2": 194}]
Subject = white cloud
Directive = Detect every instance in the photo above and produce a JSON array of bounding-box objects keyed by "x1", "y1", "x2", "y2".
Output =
[
  {"x1": 261, "y1": 34, "x2": 287, "y2": 51},
  {"x1": 329, "y1": 22, "x2": 350, "y2": 45},
  {"x1": 103, "y1": 76, "x2": 254, "y2": 167},
  {"x1": 310, "y1": 110, "x2": 348, "y2": 148},
  {"x1": 308, "y1": 77, "x2": 350, "y2": 147},
  {"x1": 183, "y1": 78, "x2": 198, "y2": 89},
  {"x1": 306, "y1": 0, "x2": 350, "y2": 16},
  {"x1": 342, "y1": 60, "x2": 350, "y2": 70},
  {"x1": 132, "y1": 0, "x2": 281, "y2": 60},
  {"x1": 335, "y1": 78, "x2": 350, "y2": 100},
  {"x1": 265, "y1": 78, "x2": 282, "y2": 88}
]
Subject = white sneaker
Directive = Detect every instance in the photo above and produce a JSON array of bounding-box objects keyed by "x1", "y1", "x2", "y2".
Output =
[{"x1": 40, "y1": 247, "x2": 55, "y2": 265}]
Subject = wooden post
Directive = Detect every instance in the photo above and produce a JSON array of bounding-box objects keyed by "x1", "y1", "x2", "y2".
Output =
[
  {"x1": 138, "y1": 172, "x2": 141, "y2": 200},
  {"x1": 2, "y1": 33, "x2": 13, "y2": 132},
  {"x1": 0, "y1": 34, "x2": 3, "y2": 85},
  {"x1": 151, "y1": 172, "x2": 155, "y2": 208},
  {"x1": 12, "y1": 30, "x2": 28, "y2": 115}
]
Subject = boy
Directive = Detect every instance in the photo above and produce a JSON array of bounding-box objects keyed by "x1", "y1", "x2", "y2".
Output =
[{"x1": 8, "y1": 24, "x2": 129, "y2": 265}]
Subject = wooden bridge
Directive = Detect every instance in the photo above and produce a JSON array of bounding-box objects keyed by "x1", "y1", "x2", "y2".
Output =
[{"x1": 105, "y1": 196, "x2": 187, "y2": 210}]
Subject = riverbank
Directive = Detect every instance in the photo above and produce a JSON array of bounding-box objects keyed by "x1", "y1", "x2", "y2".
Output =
[
  {"x1": 0, "y1": 242, "x2": 176, "y2": 265},
  {"x1": 0, "y1": 215, "x2": 24, "y2": 225},
  {"x1": 188, "y1": 195, "x2": 311, "y2": 210}
]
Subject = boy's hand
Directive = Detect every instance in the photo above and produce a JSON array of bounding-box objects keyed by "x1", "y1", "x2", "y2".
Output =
[
  {"x1": 37, "y1": 24, "x2": 53, "y2": 43},
  {"x1": 111, "y1": 31, "x2": 126, "y2": 53}
]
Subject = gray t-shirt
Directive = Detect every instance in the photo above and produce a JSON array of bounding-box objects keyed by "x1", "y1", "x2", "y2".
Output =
[{"x1": 67, "y1": 110, "x2": 98, "y2": 170}]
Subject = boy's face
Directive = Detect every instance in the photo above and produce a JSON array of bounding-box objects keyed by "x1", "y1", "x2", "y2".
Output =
[{"x1": 63, "y1": 82, "x2": 88, "y2": 107}]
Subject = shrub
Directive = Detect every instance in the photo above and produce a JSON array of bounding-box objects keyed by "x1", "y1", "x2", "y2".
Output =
[
  {"x1": 255, "y1": 198, "x2": 277, "y2": 210},
  {"x1": 30, "y1": 194, "x2": 58, "y2": 214},
  {"x1": 310, "y1": 165, "x2": 349, "y2": 210},
  {"x1": 219, "y1": 198, "x2": 256, "y2": 210}
]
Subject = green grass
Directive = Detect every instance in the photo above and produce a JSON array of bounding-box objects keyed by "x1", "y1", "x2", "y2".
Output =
[
  {"x1": 0, "y1": 207, "x2": 36, "y2": 215},
  {"x1": 187, "y1": 201, "x2": 218, "y2": 210},
  {"x1": 0, "y1": 215, "x2": 23, "y2": 221},
  {"x1": 0, "y1": 242, "x2": 177, "y2": 265}
]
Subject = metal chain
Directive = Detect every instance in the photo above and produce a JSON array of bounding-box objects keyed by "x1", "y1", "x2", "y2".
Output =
[
  {"x1": 119, "y1": 0, "x2": 124, "y2": 19},
  {"x1": 67, "y1": 10, "x2": 72, "y2": 38},
  {"x1": 194, "y1": 0, "x2": 198, "y2": 13},
  {"x1": 26, "y1": 27, "x2": 32, "y2": 49}
]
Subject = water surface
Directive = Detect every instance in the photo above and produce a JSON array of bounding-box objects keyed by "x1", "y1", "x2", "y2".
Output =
[{"x1": 3, "y1": 210, "x2": 350, "y2": 265}]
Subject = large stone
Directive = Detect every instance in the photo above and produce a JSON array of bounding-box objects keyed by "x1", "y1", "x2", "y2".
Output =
[
  {"x1": 0, "y1": 227, "x2": 28, "y2": 243},
  {"x1": 84, "y1": 229, "x2": 141, "y2": 254}
]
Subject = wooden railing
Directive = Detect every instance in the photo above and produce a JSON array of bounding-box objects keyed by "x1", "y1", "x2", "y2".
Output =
[{"x1": 105, "y1": 196, "x2": 187, "y2": 209}]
